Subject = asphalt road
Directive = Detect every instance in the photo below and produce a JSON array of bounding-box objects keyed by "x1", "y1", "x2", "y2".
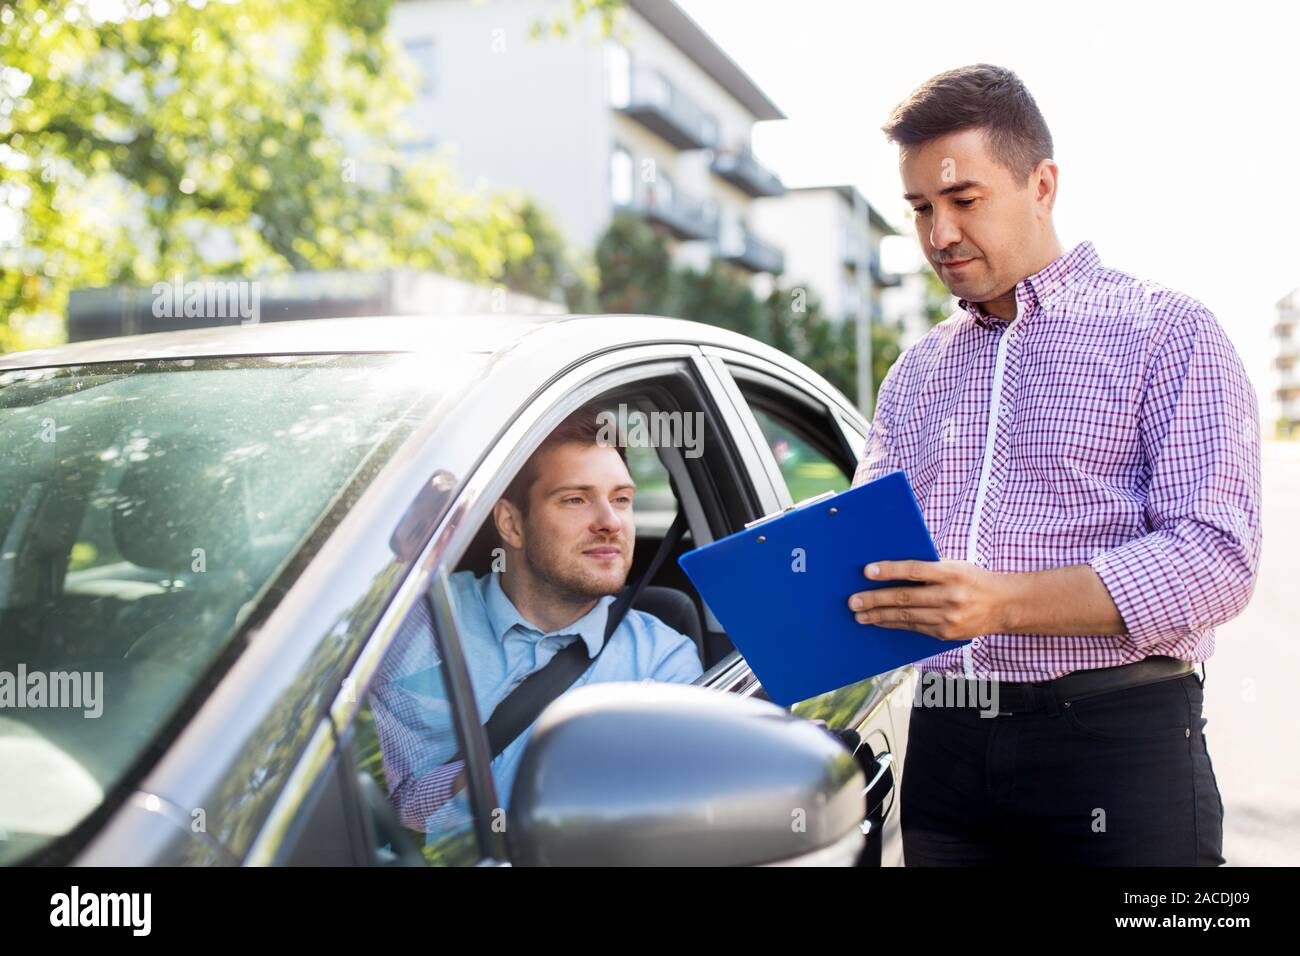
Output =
[{"x1": 1204, "y1": 439, "x2": 1300, "y2": 866}]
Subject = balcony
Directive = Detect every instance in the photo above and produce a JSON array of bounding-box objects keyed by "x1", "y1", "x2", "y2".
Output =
[
  {"x1": 716, "y1": 225, "x2": 784, "y2": 274},
  {"x1": 617, "y1": 69, "x2": 719, "y2": 151},
  {"x1": 1278, "y1": 380, "x2": 1300, "y2": 419},
  {"x1": 710, "y1": 145, "x2": 785, "y2": 197},
  {"x1": 617, "y1": 187, "x2": 719, "y2": 242},
  {"x1": 1277, "y1": 342, "x2": 1300, "y2": 381},
  {"x1": 869, "y1": 249, "x2": 901, "y2": 288}
]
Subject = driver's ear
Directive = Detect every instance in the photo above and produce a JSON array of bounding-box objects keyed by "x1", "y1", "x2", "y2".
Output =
[{"x1": 493, "y1": 498, "x2": 526, "y2": 552}]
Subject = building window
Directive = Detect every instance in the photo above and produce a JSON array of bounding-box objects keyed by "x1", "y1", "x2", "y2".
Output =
[
  {"x1": 604, "y1": 40, "x2": 631, "y2": 108},
  {"x1": 403, "y1": 37, "x2": 436, "y2": 97},
  {"x1": 610, "y1": 146, "x2": 634, "y2": 206},
  {"x1": 650, "y1": 171, "x2": 674, "y2": 211}
]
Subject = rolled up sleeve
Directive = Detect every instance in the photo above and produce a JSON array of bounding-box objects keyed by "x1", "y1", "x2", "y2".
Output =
[{"x1": 1089, "y1": 303, "x2": 1263, "y2": 649}]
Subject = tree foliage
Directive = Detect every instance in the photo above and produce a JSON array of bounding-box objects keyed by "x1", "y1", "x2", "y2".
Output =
[{"x1": 0, "y1": 0, "x2": 572, "y2": 349}]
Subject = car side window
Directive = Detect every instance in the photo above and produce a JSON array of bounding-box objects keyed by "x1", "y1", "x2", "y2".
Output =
[
  {"x1": 747, "y1": 403, "x2": 851, "y2": 501},
  {"x1": 345, "y1": 596, "x2": 482, "y2": 866}
]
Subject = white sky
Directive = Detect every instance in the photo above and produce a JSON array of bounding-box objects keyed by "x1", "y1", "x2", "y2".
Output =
[{"x1": 678, "y1": 0, "x2": 1299, "y2": 425}]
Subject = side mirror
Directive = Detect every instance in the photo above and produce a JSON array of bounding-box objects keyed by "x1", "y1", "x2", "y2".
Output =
[{"x1": 507, "y1": 682, "x2": 865, "y2": 866}]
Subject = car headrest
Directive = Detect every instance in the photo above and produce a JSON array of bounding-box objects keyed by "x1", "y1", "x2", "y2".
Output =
[{"x1": 633, "y1": 585, "x2": 704, "y2": 658}]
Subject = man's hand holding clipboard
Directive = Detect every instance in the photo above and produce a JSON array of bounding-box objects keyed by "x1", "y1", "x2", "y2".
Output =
[
  {"x1": 846, "y1": 557, "x2": 1014, "y2": 642},
  {"x1": 677, "y1": 470, "x2": 974, "y2": 707}
]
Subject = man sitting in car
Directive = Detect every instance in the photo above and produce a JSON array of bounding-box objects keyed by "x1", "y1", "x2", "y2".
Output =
[{"x1": 368, "y1": 403, "x2": 705, "y2": 834}]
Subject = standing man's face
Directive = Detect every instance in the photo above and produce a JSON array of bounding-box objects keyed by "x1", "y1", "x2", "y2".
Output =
[{"x1": 901, "y1": 127, "x2": 1058, "y2": 308}]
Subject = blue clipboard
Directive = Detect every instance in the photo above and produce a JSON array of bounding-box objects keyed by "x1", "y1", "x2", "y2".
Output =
[{"x1": 677, "y1": 469, "x2": 968, "y2": 707}]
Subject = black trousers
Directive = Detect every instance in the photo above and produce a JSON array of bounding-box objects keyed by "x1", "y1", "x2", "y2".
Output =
[{"x1": 900, "y1": 671, "x2": 1225, "y2": 866}]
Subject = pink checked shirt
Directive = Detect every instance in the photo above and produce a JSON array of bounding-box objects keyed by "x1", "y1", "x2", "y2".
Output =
[{"x1": 851, "y1": 240, "x2": 1262, "y2": 682}]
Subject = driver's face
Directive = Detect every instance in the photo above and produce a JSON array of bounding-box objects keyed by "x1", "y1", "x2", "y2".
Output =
[{"x1": 517, "y1": 442, "x2": 636, "y2": 600}]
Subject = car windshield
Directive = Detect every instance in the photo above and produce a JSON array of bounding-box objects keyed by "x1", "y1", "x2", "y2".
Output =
[{"x1": 0, "y1": 352, "x2": 468, "y2": 863}]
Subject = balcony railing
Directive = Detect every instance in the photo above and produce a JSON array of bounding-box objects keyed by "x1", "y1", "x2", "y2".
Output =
[
  {"x1": 716, "y1": 225, "x2": 784, "y2": 274},
  {"x1": 710, "y1": 145, "x2": 785, "y2": 198},
  {"x1": 617, "y1": 187, "x2": 719, "y2": 242},
  {"x1": 1277, "y1": 342, "x2": 1300, "y2": 379},
  {"x1": 869, "y1": 249, "x2": 901, "y2": 288},
  {"x1": 617, "y1": 68, "x2": 719, "y2": 151}
]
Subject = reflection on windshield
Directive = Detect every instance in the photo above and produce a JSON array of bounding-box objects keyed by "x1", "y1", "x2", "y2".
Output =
[{"x1": 0, "y1": 353, "x2": 458, "y2": 863}]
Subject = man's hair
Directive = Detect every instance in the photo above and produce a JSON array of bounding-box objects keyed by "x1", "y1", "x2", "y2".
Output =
[
  {"x1": 882, "y1": 64, "x2": 1053, "y2": 185},
  {"x1": 499, "y1": 403, "x2": 629, "y2": 521}
]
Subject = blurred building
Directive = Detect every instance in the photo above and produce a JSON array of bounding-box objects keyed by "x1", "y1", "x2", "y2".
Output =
[
  {"x1": 750, "y1": 184, "x2": 901, "y2": 328},
  {"x1": 389, "y1": 0, "x2": 788, "y2": 290},
  {"x1": 1275, "y1": 287, "x2": 1300, "y2": 436}
]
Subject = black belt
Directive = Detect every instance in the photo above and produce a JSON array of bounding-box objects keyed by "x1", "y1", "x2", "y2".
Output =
[{"x1": 934, "y1": 655, "x2": 1196, "y2": 716}]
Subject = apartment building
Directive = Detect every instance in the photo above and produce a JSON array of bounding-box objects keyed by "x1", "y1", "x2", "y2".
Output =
[
  {"x1": 751, "y1": 184, "x2": 901, "y2": 326},
  {"x1": 389, "y1": 0, "x2": 787, "y2": 283},
  {"x1": 1276, "y1": 287, "x2": 1300, "y2": 436}
]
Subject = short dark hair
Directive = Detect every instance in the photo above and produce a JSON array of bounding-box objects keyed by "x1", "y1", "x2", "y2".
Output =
[
  {"x1": 882, "y1": 64, "x2": 1053, "y2": 184},
  {"x1": 500, "y1": 403, "x2": 629, "y2": 520}
]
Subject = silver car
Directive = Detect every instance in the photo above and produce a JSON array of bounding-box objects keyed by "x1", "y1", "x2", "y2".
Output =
[{"x1": 0, "y1": 314, "x2": 914, "y2": 866}]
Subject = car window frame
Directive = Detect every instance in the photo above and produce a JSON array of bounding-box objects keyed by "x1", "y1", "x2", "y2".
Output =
[
  {"x1": 696, "y1": 351, "x2": 868, "y2": 502},
  {"x1": 314, "y1": 345, "x2": 774, "y2": 865},
  {"x1": 716, "y1": 359, "x2": 862, "y2": 505}
]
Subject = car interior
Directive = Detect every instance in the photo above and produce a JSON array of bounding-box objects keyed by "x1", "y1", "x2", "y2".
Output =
[{"x1": 451, "y1": 375, "x2": 765, "y2": 674}]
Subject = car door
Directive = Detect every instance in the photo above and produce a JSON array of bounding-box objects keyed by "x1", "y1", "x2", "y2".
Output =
[
  {"x1": 319, "y1": 343, "x2": 786, "y2": 864},
  {"x1": 696, "y1": 347, "x2": 910, "y2": 866}
]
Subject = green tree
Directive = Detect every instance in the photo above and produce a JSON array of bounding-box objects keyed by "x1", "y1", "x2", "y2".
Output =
[
  {"x1": 673, "y1": 259, "x2": 760, "y2": 339},
  {"x1": 0, "y1": 0, "x2": 573, "y2": 350},
  {"x1": 594, "y1": 212, "x2": 675, "y2": 315}
]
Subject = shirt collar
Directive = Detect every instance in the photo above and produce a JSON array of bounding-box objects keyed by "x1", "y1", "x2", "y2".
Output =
[
  {"x1": 958, "y1": 240, "x2": 1102, "y2": 330},
  {"x1": 483, "y1": 571, "x2": 613, "y2": 658}
]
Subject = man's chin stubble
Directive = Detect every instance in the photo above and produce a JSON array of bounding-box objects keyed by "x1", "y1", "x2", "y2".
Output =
[{"x1": 530, "y1": 555, "x2": 627, "y2": 602}]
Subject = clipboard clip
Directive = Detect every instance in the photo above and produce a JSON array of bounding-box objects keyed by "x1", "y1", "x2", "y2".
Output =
[{"x1": 743, "y1": 489, "x2": 839, "y2": 529}]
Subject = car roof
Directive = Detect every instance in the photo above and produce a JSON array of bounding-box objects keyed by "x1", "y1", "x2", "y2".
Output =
[
  {"x1": 0, "y1": 312, "x2": 810, "y2": 373},
  {"x1": 0, "y1": 314, "x2": 555, "y2": 371},
  {"x1": 0, "y1": 311, "x2": 858, "y2": 431}
]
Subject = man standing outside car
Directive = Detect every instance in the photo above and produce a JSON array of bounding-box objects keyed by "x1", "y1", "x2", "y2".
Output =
[{"x1": 847, "y1": 64, "x2": 1261, "y2": 865}]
